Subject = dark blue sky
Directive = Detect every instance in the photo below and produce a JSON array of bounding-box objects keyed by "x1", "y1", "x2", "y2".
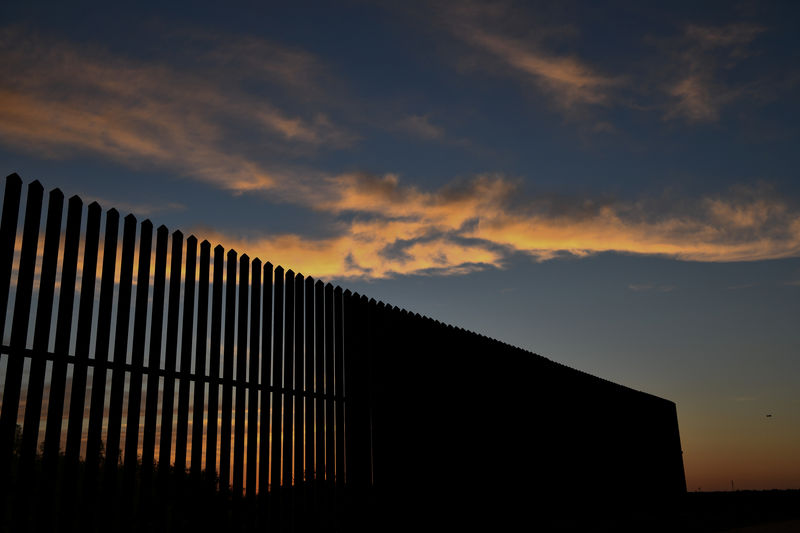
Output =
[{"x1": 1, "y1": 0, "x2": 799, "y2": 490}]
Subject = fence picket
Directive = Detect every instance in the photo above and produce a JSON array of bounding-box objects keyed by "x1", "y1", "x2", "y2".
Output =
[
  {"x1": 293, "y1": 273, "x2": 305, "y2": 529},
  {"x1": 105, "y1": 214, "x2": 137, "y2": 480},
  {"x1": 270, "y1": 266, "x2": 284, "y2": 494},
  {"x1": 64, "y1": 202, "x2": 101, "y2": 464},
  {"x1": 123, "y1": 219, "x2": 153, "y2": 481},
  {"x1": 85, "y1": 208, "x2": 119, "y2": 477},
  {"x1": 233, "y1": 253, "x2": 249, "y2": 495},
  {"x1": 20, "y1": 188, "x2": 64, "y2": 468},
  {"x1": 305, "y1": 276, "x2": 315, "y2": 485},
  {"x1": 192, "y1": 241, "x2": 210, "y2": 477},
  {"x1": 258, "y1": 262, "x2": 273, "y2": 496},
  {"x1": 158, "y1": 231, "x2": 183, "y2": 474},
  {"x1": 0, "y1": 180, "x2": 43, "y2": 465},
  {"x1": 294, "y1": 273, "x2": 304, "y2": 492},
  {"x1": 175, "y1": 236, "x2": 197, "y2": 474},
  {"x1": 142, "y1": 225, "x2": 168, "y2": 474},
  {"x1": 206, "y1": 245, "x2": 224, "y2": 484},
  {"x1": 247, "y1": 258, "x2": 261, "y2": 496},
  {"x1": 220, "y1": 249, "x2": 237, "y2": 491},
  {"x1": 0, "y1": 174, "x2": 22, "y2": 345},
  {"x1": 333, "y1": 286, "x2": 345, "y2": 492},
  {"x1": 324, "y1": 284, "x2": 335, "y2": 487},
  {"x1": 43, "y1": 194, "x2": 82, "y2": 473}
]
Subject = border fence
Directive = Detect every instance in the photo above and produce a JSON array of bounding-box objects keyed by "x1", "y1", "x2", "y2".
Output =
[{"x1": 0, "y1": 174, "x2": 686, "y2": 532}]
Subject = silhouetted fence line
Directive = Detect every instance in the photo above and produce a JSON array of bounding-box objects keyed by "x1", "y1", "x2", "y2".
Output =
[{"x1": 0, "y1": 173, "x2": 686, "y2": 532}]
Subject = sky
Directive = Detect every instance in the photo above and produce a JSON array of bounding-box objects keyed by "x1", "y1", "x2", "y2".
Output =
[{"x1": 0, "y1": 0, "x2": 798, "y2": 491}]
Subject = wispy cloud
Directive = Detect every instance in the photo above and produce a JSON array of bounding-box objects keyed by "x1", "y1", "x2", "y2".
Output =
[
  {"x1": 461, "y1": 28, "x2": 622, "y2": 110},
  {"x1": 395, "y1": 114, "x2": 445, "y2": 140},
  {"x1": 0, "y1": 28, "x2": 355, "y2": 197},
  {"x1": 661, "y1": 23, "x2": 765, "y2": 123}
]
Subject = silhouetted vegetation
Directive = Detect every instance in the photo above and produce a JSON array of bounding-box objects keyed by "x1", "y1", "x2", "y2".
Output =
[
  {"x1": 1, "y1": 433, "x2": 351, "y2": 533},
  {"x1": 2, "y1": 437, "x2": 798, "y2": 532}
]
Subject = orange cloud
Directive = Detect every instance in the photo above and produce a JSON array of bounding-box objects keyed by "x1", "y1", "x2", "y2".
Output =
[
  {"x1": 196, "y1": 174, "x2": 800, "y2": 280},
  {"x1": 464, "y1": 29, "x2": 621, "y2": 109},
  {"x1": 0, "y1": 29, "x2": 351, "y2": 197}
]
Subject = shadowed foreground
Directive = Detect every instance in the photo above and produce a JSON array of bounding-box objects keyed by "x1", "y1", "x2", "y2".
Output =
[{"x1": 2, "y1": 449, "x2": 798, "y2": 532}]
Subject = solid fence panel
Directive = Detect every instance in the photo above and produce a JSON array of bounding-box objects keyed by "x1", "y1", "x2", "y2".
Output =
[
  {"x1": 64, "y1": 202, "x2": 101, "y2": 464},
  {"x1": 141, "y1": 225, "x2": 168, "y2": 474},
  {"x1": 345, "y1": 294, "x2": 372, "y2": 528},
  {"x1": 0, "y1": 180, "x2": 43, "y2": 465},
  {"x1": 206, "y1": 245, "x2": 224, "y2": 484},
  {"x1": 105, "y1": 214, "x2": 138, "y2": 478},
  {"x1": 233, "y1": 253, "x2": 249, "y2": 495},
  {"x1": 158, "y1": 231, "x2": 184, "y2": 474},
  {"x1": 85, "y1": 208, "x2": 120, "y2": 477},
  {"x1": 247, "y1": 258, "x2": 261, "y2": 496},
  {"x1": 123, "y1": 219, "x2": 153, "y2": 481},
  {"x1": 258, "y1": 262, "x2": 273, "y2": 496},
  {"x1": 191, "y1": 240, "x2": 210, "y2": 477},
  {"x1": 175, "y1": 236, "x2": 197, "y2": 474},
  {"x1": 346, "y1": 294, "x2": 372, "y2": 492},
  {"x1": 43, "y1": 194, "x2": 82, "y2": 472},
  {"x1": 220, "y1": 249, "x2": 237, "y2": 491},
  {"x1": 20, "y1": 187, "x2": 63, "y2": 469},
  {"x1": 368, "y1": 301, "x2": 386, "y2": 492}
]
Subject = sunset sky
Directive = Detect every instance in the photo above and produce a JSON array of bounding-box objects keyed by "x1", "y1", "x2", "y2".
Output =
[{"x1": 1, "y1": 1, "x2": 799, "y2": 491}]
